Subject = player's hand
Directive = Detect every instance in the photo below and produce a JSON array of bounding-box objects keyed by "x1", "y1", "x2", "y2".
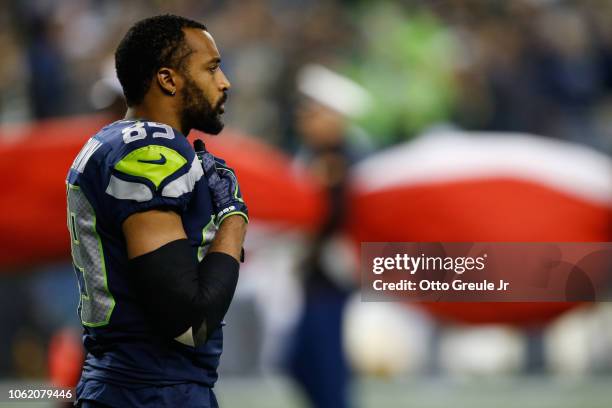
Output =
[
  {"x1": 210, "y1": 158, "x2": 249, "y2": 225},
  {"x1": 194, "y1": 140, "x2": 249, "y2": 226}
]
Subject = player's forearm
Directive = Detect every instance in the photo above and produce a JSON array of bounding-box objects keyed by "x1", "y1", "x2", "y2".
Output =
[
  {"x1": 127, "y1": 215, "x2": 245, "y2": 339},
  {"x1": 208, "y1": 215, "x2": 247, "y2": 262},
  {"x1": 180, "y1": 215, "x2": 246, "y2": 344}
]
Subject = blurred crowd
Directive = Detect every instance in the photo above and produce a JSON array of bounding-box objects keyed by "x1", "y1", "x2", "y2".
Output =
[{"x1": 0, "y1": 0, "x2": 611, "y2": 154}]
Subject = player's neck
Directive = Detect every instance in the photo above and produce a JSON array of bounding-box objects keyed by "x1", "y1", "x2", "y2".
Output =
[{"x1": 125, "y1": 103, "x2": 186, "y2": 135}]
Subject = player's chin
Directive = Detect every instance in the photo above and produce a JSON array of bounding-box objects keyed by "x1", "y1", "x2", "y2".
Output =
[{"x1": 198, "y1": 118, "x2": 224, "y2": 135}]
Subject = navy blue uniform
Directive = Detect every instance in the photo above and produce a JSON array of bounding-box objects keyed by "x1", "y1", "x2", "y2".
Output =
[{"x1": 66, "y1": 119, "x2": 221, "y2": 407}]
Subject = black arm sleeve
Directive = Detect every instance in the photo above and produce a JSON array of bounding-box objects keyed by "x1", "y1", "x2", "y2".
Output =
[{"x1": 127, "y1": 239, "x2": 239, "y2": 344}]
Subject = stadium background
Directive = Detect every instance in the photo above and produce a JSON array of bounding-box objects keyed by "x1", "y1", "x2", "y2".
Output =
[{"x1": 0, "y1": 0, "x2": 612, "y2": 407}]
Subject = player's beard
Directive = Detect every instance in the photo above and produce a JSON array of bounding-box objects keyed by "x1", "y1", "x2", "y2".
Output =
[{"x1": 180, "y1": 74, "x2": 226, "y2": 135}]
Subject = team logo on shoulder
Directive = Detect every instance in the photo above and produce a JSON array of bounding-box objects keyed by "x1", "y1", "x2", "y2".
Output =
[
  {"x1": 115, "y1": 146, "x2": 187, "y2": 188},
  {"x1": 137, "y1": 154, "x2": 167, "y2": 165}
]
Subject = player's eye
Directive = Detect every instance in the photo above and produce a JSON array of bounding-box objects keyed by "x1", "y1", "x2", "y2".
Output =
[{"x1": 208, "y1": 65, "x2": 219, "y2": 73}]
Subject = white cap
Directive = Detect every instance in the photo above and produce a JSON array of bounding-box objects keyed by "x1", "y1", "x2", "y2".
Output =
[
  {"x1": 89, "y1": 57, "x2": 123, "y2": 109},
  {"x1": 297, "y1": 64, "x2": 371, "y2": 118}
]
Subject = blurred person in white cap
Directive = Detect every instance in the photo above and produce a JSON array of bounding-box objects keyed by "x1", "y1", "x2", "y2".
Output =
[
  {"x1": 285, "y1": 64, "x2": 371, "y2": 408},
  {"x1": 89, "y1": 57, "x2": 127, "y2": 120}
]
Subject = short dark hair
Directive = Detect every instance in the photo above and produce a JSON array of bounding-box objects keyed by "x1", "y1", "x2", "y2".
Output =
[{"x1": 115, "y1": 15, "x2": 207, "y2": 106}]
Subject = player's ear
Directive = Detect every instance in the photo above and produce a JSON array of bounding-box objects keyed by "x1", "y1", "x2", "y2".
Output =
[{"x1": 156, "y1": 67, "x2": 179, "y2": 96}]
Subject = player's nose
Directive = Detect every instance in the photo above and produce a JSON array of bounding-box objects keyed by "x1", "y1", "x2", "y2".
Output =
[{"x1": 218, "y1": 69, "x2": 231, "y2": 91}]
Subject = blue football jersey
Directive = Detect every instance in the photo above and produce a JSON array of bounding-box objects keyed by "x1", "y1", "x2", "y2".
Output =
[{"x1": 66, "y1": 119, "x2": 222, "y2": 393}]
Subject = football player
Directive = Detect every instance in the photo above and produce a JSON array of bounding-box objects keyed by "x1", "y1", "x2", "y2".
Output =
[{"x1": 66, "y1": 15, "x2": 247, "y2": 407}]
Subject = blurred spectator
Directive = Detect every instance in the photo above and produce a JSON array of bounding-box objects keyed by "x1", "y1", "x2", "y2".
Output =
[
  {"x1": 0, "y1": 0, "x2": 610, "y2": 152},
  {"x1": 25, "y1": 14, "x2": 68, "y2": 119},
  {"x1": 345, "y1": 3, "x2": 459, "y2": 145},
  {"x1": 89, "y1": 57, "x2": 126, "y2": 120},
  {"x1": 284, "y1": 64, "x2": 368, "y2": 408}
]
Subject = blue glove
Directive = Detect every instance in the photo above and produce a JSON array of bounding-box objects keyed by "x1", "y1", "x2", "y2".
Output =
[{"x1": 194, "y1": 139, "x2": 249, "y2": 225}]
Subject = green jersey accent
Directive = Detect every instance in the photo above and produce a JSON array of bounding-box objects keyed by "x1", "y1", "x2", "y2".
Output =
[{"x1": 114, "y1": 145, "x2": 187, "y2": 188}]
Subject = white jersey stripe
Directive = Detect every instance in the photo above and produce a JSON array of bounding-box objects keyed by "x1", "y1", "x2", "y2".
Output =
[
  {"x1": 161, "y1": 157, "x2": 204, "y2": 198},
  {"x1": 105, "y1": 175, "x2": 153, "y2": 202}
]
